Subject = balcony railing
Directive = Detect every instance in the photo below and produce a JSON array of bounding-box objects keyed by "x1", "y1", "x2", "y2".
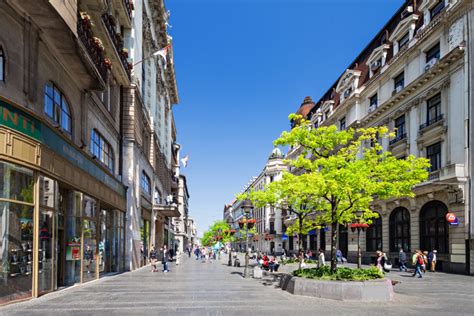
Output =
[
  {"x1": 124, "y1": 0, "x2": 133, "y2": 22},
  {"x1": 389, "y1": 132, "x2": 407, "y2": 145},
  {"x1": 419, "y1": 114, "x2": 444, "y2": 130},
  {"x1": 428, "y1": 170, "x2": 440, "y2": 181},
  {"x1": 78, "y1": 12, "x2": 108, "y2": 82},
  {"x1": 102, "y1": 14, "x2": 131, "y2": 79}
]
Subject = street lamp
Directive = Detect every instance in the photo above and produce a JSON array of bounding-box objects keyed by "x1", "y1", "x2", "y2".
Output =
[
  {"x1": 225, "y1": 229, "x2": 237, "y2": 266},
  {"x1": 350, "y1": 210, "x2": 369, "y2": 269},
  {"x1": 240, "y1": 199, "x2": 254, "y2": 278}
]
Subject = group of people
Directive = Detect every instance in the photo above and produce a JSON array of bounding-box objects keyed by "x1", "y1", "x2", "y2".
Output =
[
  {"x1": 148, "y1": 244, "x2": 172, "y2": 273},
  {"x1": 374, "y1": 248, "x2": 438, "y2": 278},
  {"x1": 193, "y1": 246, "x2": 222, "y2": 262},
  {"x1": 257, "y1": 254, "x2": 280, "y2": 272}
]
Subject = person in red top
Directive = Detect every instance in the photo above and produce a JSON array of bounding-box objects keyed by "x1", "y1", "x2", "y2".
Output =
[{"x1": 262, "y1": 255, "x2": 270, "y2": 270}]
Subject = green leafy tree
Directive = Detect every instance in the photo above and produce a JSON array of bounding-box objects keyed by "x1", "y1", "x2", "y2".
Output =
[
  {"x1": 241, "y1": 114, "x2": 430, "y2": 273},
  {"x1": 201, "y1": 220, "x2": 234, "y2": 247}
]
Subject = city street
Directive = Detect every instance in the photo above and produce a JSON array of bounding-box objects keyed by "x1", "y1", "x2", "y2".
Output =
[{"x1": 1, "y1": 256, "x2": 473, "y2": 315}]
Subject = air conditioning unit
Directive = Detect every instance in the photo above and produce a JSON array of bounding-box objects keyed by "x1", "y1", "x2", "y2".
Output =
[
  {"x1": 425, "y1": 58, "x2": 439, "y2": 72},
  {"x1": 371, "y1": 60, "x2": 381, "y2": 71}
]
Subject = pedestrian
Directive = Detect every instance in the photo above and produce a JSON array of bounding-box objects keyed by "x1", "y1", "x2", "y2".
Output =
[
  {"x1": 317, "y1": 248, "x2": 325, "y2": 268},
  {"x1": 422, "y1": 251, "x2": 428, "y2": 273},
  {"x1": 376, "y1": 250, "x2": 385, "y2": 273},
  {"x1": 428, "y1": 250, "x2": 437, "y2": 272},
  {"x1": 149, "y1": 245, "x2": 158, "y2": 272},
  {"x1": 269, "y1": 256, "x2": 280, "y2": 272},
  {"x1": 399, "y1": 248, "x2": 408, "y2": 272},
  {"x1": 160, "y1": 244, "x2": 169, "y2": 273},
  {"x1": 412, "y1": 250, "x2": 423, "y2": 278},
  {"x1": 194, "y1": 247, "x2": 200, "y2": 260},
  {"x1": 336, "y1": 249, "x2": 345, "y2": 264}
]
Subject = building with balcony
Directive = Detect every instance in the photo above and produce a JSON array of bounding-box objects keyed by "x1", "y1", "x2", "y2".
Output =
[
  {"x1": 287, "y1": 0, "x2": 473, "y2": 274},
  {"x1": 171, "y1": 175, "x2": 190, "y2": 254}
]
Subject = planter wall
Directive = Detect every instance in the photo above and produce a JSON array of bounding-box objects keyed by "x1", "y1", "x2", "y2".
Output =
[{"x1": 279, "y1": 274, "x2": 394, "y2": 302}]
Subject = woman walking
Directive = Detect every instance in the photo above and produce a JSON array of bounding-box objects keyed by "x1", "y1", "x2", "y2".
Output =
[{"x1": 149, "y1": 245, "x2": 158, "y2": 272}]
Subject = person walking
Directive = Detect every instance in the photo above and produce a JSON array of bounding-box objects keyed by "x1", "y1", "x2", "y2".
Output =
[
  {"x1": 149, "y1": 245, "x2": 158, "y2": 272},
  {"x1": 399, "y1": 248, "x2": 408, "y2": 272},
  {"x1": 317, "y1": 248, "x2": 325, "y2": 268},
  {"x1": 412, "y1": 250, "x2": 423, "y2": 278},
  {"x1": 376, "y1": 250, "x2": 385, "y2": 273},
  {"x1": 422, "y1": 251, "x2": 428, "y2": 273},
  {"x1": 160, "y1": 244, "x2": 169, "y2": 273},
  {"x1": 194, "y1": 247, "x2": 200, "y2": 260},
  {"x1": 428, "y1": 250, "x2": 437, "y2": 272}
]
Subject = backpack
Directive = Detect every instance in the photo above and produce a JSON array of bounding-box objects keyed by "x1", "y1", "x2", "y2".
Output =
[{"x1": 417, "y1": 256, "x2": 424, "y2": 265}]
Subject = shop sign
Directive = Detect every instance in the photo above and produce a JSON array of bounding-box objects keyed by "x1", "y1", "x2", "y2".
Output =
[
  {"x1": 66, "y1": 243, "x2": 81, "y2": 261},
  {"x1": 0, "y1": 99, "x2": 42, "y2": 141},
  {"x1": 446, "y1": 212, "x2": 459, "y2": 226}
]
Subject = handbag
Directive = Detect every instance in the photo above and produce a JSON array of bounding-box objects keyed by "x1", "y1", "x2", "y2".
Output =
[{"x1": 383, "y1": 262, "x2": 392, "y2": 271}]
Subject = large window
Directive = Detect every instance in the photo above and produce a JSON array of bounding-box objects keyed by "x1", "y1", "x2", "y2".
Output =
[
  {"x1": 427, "y1": 93, "x2": 442, "y2": 124},
  {"x1": 398, "y1": 32, "x2": 410, "y2": 51},
  {"x1": 426, "y1": 43, "x2": 440, "y2": 63},
  {"x1": 339, "y1": 117, "x2": 346, "y2": 130},
  {"x1": 395, "y1": 115, "x2": 406, "y2": 139},
  {"x1": 389, "y1": 207, "x2": 410, "y2": 252},
  {"x1": 0, "y1": 46, "x2": 4, "y2": 81},
  {"x1": 90, "y1": 129, "x2": 114, "y2": 172},
  {"x1": 44, "y1": 82, "x2": 72, "y2": 134},
  {"x1": 141, "y1": 172, "x2": 151, "y2": 195},
  {"x1": 427, "y1": 142, "x2": 441, "y2": 172},
  {"x1": 420, "y1": 201, "x2": 448, "y2": 253},
  {"x1": 394, "y1": 72, "x2": 405, "y2": 92},
  {"x1": 430, "y1": 1, "x2": 445, "y2": 19},
  {"x1": 369, "y1": 94, "x2": 378, "y2": 109},
  {"x1": 366, "y1": 213, "x2": 382, "y2": 252}
]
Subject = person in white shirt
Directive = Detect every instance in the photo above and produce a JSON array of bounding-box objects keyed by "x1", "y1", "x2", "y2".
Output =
[
  {"x1": 318, "y1": 248, "x2": 325, "y2": 267},
  {"x1": 429, "y1": 250, "x2": 437, "y2": 272}
]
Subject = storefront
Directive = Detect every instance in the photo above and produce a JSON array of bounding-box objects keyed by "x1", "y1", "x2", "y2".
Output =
[{"x1": 0, "y1": 97, "x2": 127, "y2": 305}]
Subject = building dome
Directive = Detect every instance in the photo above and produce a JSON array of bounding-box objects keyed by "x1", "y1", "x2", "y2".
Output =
[{"x1": 269, "y1": 147, "x2": 284, "y2": 160}]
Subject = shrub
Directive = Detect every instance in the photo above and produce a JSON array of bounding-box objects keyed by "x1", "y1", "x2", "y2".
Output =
[{"x1": 292, "y1": 266, "x2": 384, "y2": 281}]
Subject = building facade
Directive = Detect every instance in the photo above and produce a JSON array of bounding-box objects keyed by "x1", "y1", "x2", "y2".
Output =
[
  {"x1": 0, "y1": 0, "x2": 187, "y2": 305},
  {"x1": 285, "y1": 0, "x2": 473, "y2": 274},
  {"x1": 172, "y1": 174, "x2": 190, "y2": 254}
]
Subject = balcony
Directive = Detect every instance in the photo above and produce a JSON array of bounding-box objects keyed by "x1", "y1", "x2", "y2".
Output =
[
  {"x1": 77, "y1": 12, "x2": 108, "y2": 83},
  {"x1": 153, "y1": 203, "x2": 180, "y2": 218},
  {"x1": 124, "y1": 0, "x2": 133, "y2": 22},
  {"x1": 428, "y1": 170, "x2": 440, "y2": 181},
  {"x1": 419, "y1": 114, "x2": 444, "y2": 130},
  {"x1": 389, "y1": 133, "x2": 407, "y2": 146},
  {"x1": 101, "y1": 13, "x2": 131, "y2": 80}
]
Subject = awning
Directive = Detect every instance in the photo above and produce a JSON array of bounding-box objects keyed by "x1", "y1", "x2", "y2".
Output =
[
  {"x1": 308, "y1": 229, "x2": 317, "y2": 236},
  {"x1": 153, "y1": 204, "x2": 181, "y2": 217}
]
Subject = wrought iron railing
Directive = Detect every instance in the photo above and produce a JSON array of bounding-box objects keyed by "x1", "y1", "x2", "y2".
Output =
[
  {"x1": 102, "y1": 14, "x2": 131, "y2": 79},
  {"x1": 389, "y1": 133, "x2": 407, "y2": 145},
  {"x1": 419, "y1": 114, "x2": 444, "y2": 130}
]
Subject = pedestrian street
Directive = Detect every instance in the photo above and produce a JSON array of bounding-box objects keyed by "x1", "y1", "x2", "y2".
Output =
[{"x1": 1, "y1": 255, "x2": 473, "y2": 316}]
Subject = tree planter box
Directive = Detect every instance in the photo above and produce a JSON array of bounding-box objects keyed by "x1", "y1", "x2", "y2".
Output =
[{"x1": 279, "y1": 274, "x2": 394, "y2": 302}]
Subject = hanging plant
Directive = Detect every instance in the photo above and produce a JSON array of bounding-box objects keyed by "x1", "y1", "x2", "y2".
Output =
[
  {"x1": 93, "y1": 37, "x2": 104, "y2": 51},
  {"x1": 121, "y1": 48, "x2": 129, "y2": 58},
  {"x1": 80, "y1": 12, "x2": 93, "y2": 28},
  {"x1": 127, "y1": 62, "x2": 133, "y2": 70},
  {"x1": 104, "y1": 58, "x2": 112, "y2": 70}
]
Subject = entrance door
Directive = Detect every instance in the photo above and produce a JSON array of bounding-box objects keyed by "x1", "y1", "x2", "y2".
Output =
[{"x1": 338, "y1": 224, "x2": 348, "y2": 258}]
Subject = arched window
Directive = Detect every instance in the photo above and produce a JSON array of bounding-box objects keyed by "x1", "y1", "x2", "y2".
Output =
[
  {"x1": 389, "y1": 207, "x2": 410, "y2": 252},
  {"x1": 44, "y1": 82, "x2": 71, "y2": 134},
  {"x1": 420, "y1": 201, "x2": 448, "y2": 253},
  {"x1": 366, "y1": 213, "x2": 382, "y2": 251},
  {"x1": 90, "y1": 129, "x2": 114, "y2": 172},
  {"x1": 0, "y1": 46, "x2": 4, "y2": 81}
]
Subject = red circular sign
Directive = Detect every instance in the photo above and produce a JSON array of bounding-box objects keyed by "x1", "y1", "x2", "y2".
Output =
[{"x1": 446, "y1": 213, "x2": 457, "y2": 223}]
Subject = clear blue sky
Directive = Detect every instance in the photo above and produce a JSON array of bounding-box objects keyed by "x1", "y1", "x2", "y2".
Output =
[{"x1": 169, "y1": 0, "x2": 404, "y2": 235}]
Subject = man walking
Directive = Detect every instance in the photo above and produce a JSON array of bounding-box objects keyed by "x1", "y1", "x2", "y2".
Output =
[
  {"x1": 399, "y1": 248, "x2": 408, "y2": 272},
  {"x1": 412, "y1": 250, "x2": 423, "y2": 278},
  {"x1": 161, "y1": 244, "x2": 169, "y2": 273},
  {"x1": 428, "y1": 250, "x2": 437, "y2": 272}
]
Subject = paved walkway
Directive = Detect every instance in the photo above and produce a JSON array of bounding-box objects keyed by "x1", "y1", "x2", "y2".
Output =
[{"x1": 1, "y1": 255, "x2": 473, "y2": 315}]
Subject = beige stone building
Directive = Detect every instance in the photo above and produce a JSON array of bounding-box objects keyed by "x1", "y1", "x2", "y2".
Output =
[{"x1": 286, "y1": 0, "x2": 473, "y2": 274}]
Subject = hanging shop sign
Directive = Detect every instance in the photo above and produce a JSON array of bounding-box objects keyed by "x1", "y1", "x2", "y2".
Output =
[{"x1": 446, "y1": 212, "x2": 459, "y2": 226}]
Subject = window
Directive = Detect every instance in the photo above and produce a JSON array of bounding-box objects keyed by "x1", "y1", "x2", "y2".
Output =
[
  {"x1": 395, "y1": 115, "x2": 406, "y2": 139},
  {"x1": 398, "y1": 32, "x2": 410, "y2": 51},
  {"x1": 426, "y1": 43, "x2": 440, "y2": 63},
  {"x1": 427, "y1": 93, "x2": 442, "y2": 124},
  {"x1": 369, "y1": 94, "x2": 378, "y2": 108},
  {"x1": 366, "y1": 213, "x2": 382, "y2": 252},
  {"x1": 430, "y1": 1, "x2": 445, "y2": 19},
  {"x1": 394, "y1": 72, "x2": 404, "y2": 92},
  {"x1": 0, "y1": 46, "x2": 4, "y2": 81},
  {"x1": 420, "y1": 201, "x2": 448, "y2": 253},
  {"x1": 90, "y1": 129, "x2": 115, "y2": 172},
  {"x1": 141, "y1": 172, "x2": 151, "y2": 195},
  {"x1": 270, "y1": 221, "x2": 275, "y2": 234},
  {"x1": 319, "y1": 228, "x2": 326, "y2": 251},
  {"x1": 44, "y1": 83, "x2": 71, "y2": 134},
  {"x1": 427, "y1": 142, "x2": 441, "y2": 172},
  {"x1": 154, "y1": 188, "x2": 161, "y2": 204},
  {"x1": 389, "y1": 207, "x2": 410, "y2": 252},
  {"x1": 339, "y1": 117, "x2": 346, "y2": 130}
]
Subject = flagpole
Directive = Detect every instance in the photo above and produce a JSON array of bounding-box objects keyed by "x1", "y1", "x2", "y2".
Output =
[{"x1": 132, "y1": 45, "x2": 170, "y2": 67}]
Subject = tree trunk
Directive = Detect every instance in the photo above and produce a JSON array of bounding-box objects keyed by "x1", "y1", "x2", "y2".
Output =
[
  {"x1": 330, "y1": 221, "x2": 338, "y2": 273},
  {"x1": 298, "y1": 217, "x2": 304, "y2": 269}
]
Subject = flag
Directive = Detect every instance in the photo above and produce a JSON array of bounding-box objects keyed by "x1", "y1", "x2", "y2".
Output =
[
  {"x1": 154, "y1": 45, "x2": 170, "y2": 61},
  {"x1": 181, "y1": 154, "x2": 189, "y2": 168}
]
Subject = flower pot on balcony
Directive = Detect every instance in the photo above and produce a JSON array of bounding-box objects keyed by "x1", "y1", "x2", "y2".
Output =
[
  {"x1": 104, "y1": 58, "x2": 112, "y2": 70},
  {"x1": 121, "y1": 48, "x2": 129, "y2": 58}
]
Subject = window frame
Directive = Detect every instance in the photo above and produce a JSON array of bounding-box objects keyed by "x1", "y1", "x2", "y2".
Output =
[
  {"x1": 369, "y1": 94, "x2": 378, "y2": 108},
  {"x1": 141, "y1": 172, "x2": 151, "y2": 195},
  {"x1": 90, "y1": 129, "x2": 115, "y2": 172},
  {"x1": 398, "y1": 32, "x2": 410, "y2": 51},
  {"x1": 394, "y1": 115, "x2": 406, "y2": 139},
  {"x1": 339, "y1": 117, "x2": 346, "y2": 130},
  {"x1": 366, "y1": 214, "x2": 383, "y2": 252},
  {"x1": 427, "y1": 93, "x2": 441, "y2": 124},
  {"x1": 389, "y1": 207, "x2": 411, "y2": 252},
  {"x1": 44, "y1": 82, "x2": 72, "y2": 135},
  {"x1": 394, "y1": 72, "x2": 405, "y2": 91},
  {"x1": 426, "y1": 142, "x2": 441, "y2": 172},
  {"x1": 430, "y1": 1, "x2": 445, "y2": 19},
  {"x1": 426, "y1": 43, "x2": 441, "y2": 63},
  {"x1": 420, "y1": 201, "x2": 448, "y2": 253}
]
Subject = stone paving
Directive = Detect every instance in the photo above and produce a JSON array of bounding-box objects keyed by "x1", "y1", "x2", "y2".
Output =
[{"x1": 1, "y1": 255, "x2": 473, "y2": 315}]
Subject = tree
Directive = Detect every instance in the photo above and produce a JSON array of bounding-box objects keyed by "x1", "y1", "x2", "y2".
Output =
[
  {"x1": 242, "y1": 114, "x2": 430, "y2": 273},
  {"x1": 200, "y1": 220, "x2": 234, "y2": 247}
]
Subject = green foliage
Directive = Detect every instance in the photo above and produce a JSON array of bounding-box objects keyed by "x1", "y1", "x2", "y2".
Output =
[
  {"x1": 292, "y1": 266, "x2": 384, "y2": 281},
  {"x1": 200, "y1": 220, "x2": 233, "y2": 247}
]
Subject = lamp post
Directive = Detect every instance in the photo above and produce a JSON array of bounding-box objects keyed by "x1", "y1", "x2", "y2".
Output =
[
  {"x1": 240, "y1": 199, "x2": 254, "y2": 278},
  {"x1": 226, "y1": 229, "x2": 236, "y2": 266},
  {"x1": 350, "y1": 210, "x2": 369, "y2": 269}
]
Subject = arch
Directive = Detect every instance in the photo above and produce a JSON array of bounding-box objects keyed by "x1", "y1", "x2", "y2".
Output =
[
  {"x1": 389, "y1": 207, "x2": 410, "y2": 252},
  {"x1": 366, "y1": 213, "x2": 382, "y2": 251},
  {"x1": 44, "y1": 82, "x2": 72, "y2": 134},
  {"x1": 0, "y1": 46, "x2": 5, "y2": 81},
  {"x1": 420, "y1": 200, "x2": 448, "y2": 253}
]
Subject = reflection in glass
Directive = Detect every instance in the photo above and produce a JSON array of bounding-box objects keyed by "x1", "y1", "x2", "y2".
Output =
[
  {"x1": 64, "y1": 192, "x2": 81, "y2": 286},
  {"x1": 0, "y1": 162, "x2": 34, "y2": 203},
  {"x1": 82, "y1": 219, "x2": 97, "y2": 282},
  {"x1": 38, "y1": 210, "x2": 54, "y2": 294}
]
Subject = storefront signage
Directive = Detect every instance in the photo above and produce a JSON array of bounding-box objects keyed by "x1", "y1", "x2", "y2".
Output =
[
  {"x1": 0, "y1": 98, "x2": 125, "y2": 197},
  {"x1": 66, "y1": 243, "x2": 81, "y2": 261},
  {"x1": 446, "y1": 212, "x2": 457, "y2": 223}
]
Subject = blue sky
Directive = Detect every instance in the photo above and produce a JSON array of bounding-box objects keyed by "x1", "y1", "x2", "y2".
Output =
[{"x1": 168, "y1": 0, "x2": 404, "y2": 235}]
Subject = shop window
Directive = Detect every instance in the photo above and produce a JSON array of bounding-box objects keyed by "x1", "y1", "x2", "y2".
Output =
[
  {"x1": 420, "y1": 201, "x2": 448, "y2": 253},
  {"x1": 141, "y1": 172, "x2": 151, "y2": 195},
  {"x1": 0, "y1": 162, "x2": 34, "y2": 203},
  {"x1": 389, "y1": 207, "x2": 410, "y2": 252},
  {"x1": 366, "y1": 213, "x2": 383, "y2": 251},
  {"x1": 44, "y1": 82, "x2": 72, "y2": 134},
  {"x1": 90, "y1": 129, "x2": 115, "y2": 173},
  {"x1": 0, "y1": 46, "x2": 4, "y2": 81},
  {"x1": 427, "y1": 142, "x2": 442, "y2": 172}
]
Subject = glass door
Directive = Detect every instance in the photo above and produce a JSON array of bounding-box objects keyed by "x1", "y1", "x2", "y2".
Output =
[{"x1": 38, "y1": 209, "x2": 54, "y2": 295}]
